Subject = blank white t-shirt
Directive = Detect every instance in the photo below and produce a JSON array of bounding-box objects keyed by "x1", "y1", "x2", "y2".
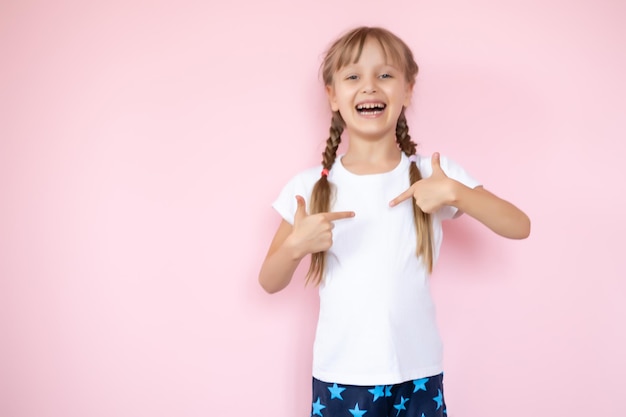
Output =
[{"x1": 273, "y1": 152, "x2": 481, "y2": 385}]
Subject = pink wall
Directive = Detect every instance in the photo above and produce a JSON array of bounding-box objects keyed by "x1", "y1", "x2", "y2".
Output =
[{"x1": 1, "y1": 0, "x2": 624, "y2": 416}]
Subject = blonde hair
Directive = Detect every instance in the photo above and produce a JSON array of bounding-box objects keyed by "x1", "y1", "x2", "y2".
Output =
[{"x1": 306, "y1": 27, "x2": 434, "y2": 285}]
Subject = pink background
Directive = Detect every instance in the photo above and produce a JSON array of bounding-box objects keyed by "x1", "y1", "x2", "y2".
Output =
[{"x1": 1, "y1": 0, "x2": 624, "y2": 416}]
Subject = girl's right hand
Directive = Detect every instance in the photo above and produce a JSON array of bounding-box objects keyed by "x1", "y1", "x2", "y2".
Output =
[{"x1": 287, "y1": 195, "x2": 355, "y2": 258}]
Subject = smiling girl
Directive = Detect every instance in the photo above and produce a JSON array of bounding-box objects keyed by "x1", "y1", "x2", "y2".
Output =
[{"x1": 259, "y1": 26, "x2": 530, "y2": 417}]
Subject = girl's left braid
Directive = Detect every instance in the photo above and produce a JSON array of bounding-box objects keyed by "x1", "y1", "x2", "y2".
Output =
[
  {"x1": 395, "y1": 109, "x2": 417, "y2": 158},
  {"x1": 395, "y1": 108, "x2": 434, "y2": 272}
]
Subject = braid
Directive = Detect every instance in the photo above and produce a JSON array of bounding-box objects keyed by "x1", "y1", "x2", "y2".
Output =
[
  {"x1": 307, "y1": 112, "x2": 345, "y2": 285},
  {"x1": 396, "y1": 110, "x2": 417, "y2": 156},
  {"x1": 321, "y1": 112, "x2": 345, "y2": 170},
  {"x1": 396, "y1": 109, "x2": 435, "y2": 273}
]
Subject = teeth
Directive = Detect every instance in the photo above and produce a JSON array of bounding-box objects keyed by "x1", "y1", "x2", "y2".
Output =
[{"x1": 357, "y1": 103, "x2": 385, "y2": 110}]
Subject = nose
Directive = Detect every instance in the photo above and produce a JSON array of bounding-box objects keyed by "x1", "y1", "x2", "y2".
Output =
[{"x1": 362, "y1": 76, "x2": 377, "y2": 94}]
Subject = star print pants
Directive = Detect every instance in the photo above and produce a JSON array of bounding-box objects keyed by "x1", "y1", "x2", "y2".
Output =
[{"x1": 311, "y1": 373, "x2": 446, "y2": 417}]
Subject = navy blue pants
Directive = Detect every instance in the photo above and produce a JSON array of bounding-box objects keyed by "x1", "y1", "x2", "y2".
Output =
[{"x1": 311, "y1": 373, "x2": 447, "y2": 417}]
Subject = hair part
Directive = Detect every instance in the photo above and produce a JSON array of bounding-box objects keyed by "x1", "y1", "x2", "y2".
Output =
[{"x1": 307, "y1": 27, "x2": 433, "y2": 285}]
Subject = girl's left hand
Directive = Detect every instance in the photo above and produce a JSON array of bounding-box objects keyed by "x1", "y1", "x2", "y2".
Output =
[{"x1": 389, "y1": 152, "x2": 456, "y2": 213}]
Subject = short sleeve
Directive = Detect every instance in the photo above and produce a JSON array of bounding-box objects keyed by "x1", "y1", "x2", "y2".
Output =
[{"x1": 272, "y1": 171, "x2": 314, "y2": 225}]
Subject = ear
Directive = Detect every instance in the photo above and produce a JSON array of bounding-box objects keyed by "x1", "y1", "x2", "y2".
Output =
[
  {"x1": 326, "y1": 85, "x2": 339, "y2": 112},
  {"x1": 403, "y1": 82, "x2": 414, "y2": 107}
]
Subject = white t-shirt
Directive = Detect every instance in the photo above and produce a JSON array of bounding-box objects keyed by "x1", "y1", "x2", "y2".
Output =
[{"x1": 273, "y1": 152, "x2": 481, "y2": 386}]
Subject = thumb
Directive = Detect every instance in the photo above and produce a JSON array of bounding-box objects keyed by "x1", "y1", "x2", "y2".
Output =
[
  {"x1": 431, "y1": 152, "x2": 446, "y2": 177},
  {"x1": 294, "y1": 195, "x2": 307, "y2": 223}
]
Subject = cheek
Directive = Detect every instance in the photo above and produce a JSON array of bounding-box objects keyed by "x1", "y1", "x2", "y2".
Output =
[
  {"x1": 328, "y1": 87, "x2": 353, "y2": 111},
  {"x1": 335, "y1": 90, "x2": 355, "y2": 110}
]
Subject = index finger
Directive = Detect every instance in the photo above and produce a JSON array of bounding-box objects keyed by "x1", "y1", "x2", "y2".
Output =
[
  {"x1": 323, "y1": 211, "x2": 355, "y2": 221},
  {"x1": 389, "y1": 188, "x2": 413, "y2": 207}
]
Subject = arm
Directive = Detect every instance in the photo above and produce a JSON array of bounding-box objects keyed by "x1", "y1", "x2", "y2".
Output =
[
  {"x1": 258, "y1": 195, "x2": 355, "y2": 294},
  {"x1": 390, "y1": 153, "x2": 530, "y2": 239},
  {"x1": 450, "y1": 184, "x2": 530, "y2": 239},
  {"x1": 258, "y1": 220, "x2": 305, "y2": 294}
]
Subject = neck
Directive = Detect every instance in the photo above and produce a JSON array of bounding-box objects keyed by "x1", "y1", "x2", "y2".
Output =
[{"x1": 342, "y1": 134, "x2": 402, "y2": 174}]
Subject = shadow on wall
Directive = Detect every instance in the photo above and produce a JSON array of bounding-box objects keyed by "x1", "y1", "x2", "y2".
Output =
[{"x1": 438, "y1": 217, "x2": 512, "y2": 283}]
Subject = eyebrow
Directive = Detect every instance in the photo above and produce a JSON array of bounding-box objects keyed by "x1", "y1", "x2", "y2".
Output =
[{"x1": 339, "y1": 63, "x2": 400, "y2": 72}]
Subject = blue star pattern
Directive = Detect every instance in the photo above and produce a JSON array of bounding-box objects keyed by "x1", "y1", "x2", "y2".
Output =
[
  {"x1": 328, "y1": 383, "x2": 346, "y2": 400},
  {"x1": 393, "y1": 396, "x2": 409, "y2": 416},
  {"x1": 368, "y1": 385, "x2": 385, "y2": 402},
  {"x1": 311, "y1": 397, "x2": 326, "y2": 416},
  {"x1": 433, "y1": 388, "x2": 443, "y2": 410},
  {"x1": 348, "y1": 403, "x2": 367, "y2": 417},
  {"x1": 412, "y1": 377, "x2": 429, "y2": 393},
  {"x1": 312, "y1": 373, "x2": 446, "y2": 417}
]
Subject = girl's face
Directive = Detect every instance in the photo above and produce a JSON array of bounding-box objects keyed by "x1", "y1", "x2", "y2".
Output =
[{"x1": 326, "y1": 38, "x2": 413, "y2": 142}]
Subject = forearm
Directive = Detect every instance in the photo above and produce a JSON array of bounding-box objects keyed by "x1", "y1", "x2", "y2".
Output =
[
  {"x1": 258, "y1": 235, "x2": 305, "y2": 294},
  {"x1": 451, "y1": 183, "x2": 530, "y2": 239}
]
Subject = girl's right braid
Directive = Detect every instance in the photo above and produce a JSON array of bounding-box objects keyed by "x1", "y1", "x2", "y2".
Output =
[
  {"x1": 307, "y1": 112, "x2": 345, "y2": 285},
  {"x1": 321, "y1": 112, "x2": 345, "y2": 170}
]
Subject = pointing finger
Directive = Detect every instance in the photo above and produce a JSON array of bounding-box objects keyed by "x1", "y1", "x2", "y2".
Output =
[
  {"x1": 389, "y1": 188, "x2": 413, "y2": 207},
  {"x1": 323, "y1": 211, "x2": 355, "y2": 222}
]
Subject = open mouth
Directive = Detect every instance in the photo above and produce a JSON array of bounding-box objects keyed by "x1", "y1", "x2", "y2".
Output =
[{"x1": 356, "y1": 102, "x2": 386, "y2": 115}]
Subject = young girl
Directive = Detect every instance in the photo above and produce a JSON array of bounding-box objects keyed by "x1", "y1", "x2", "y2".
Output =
[{"x1": 259, "y1": 27, "x2": 530, "y2": 417}]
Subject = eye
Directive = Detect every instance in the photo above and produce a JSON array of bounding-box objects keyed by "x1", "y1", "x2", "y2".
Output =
[
  {"x1": 345, "y1": 74, "x2": 359, "y2": 81},
  {"x1": 379, "y1": 73, "x2": 393, "y2": 79}
]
